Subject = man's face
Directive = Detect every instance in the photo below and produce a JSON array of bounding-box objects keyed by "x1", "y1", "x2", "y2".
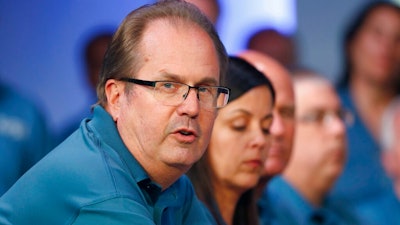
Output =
[
  {"x1": 112, "y1": 20, "x2": 220, "y2": 172},
  {"x1": 292, "y1": 79, "x2": 346, "y2": 180},
  {"x1": 264, "y1": 69, "x2": 295, "y2": 177}
]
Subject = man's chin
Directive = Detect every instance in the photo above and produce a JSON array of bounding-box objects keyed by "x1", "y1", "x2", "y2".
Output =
[
  {"x1": 167, "y1": 153, "x2": 203, "y2": 170},
  {"x1": 263, "y1": 161, "x2": 286, "y2": 177}
]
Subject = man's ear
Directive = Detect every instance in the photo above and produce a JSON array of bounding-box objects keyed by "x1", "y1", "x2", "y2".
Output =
[{"x1": 105, "y1": 79, "x2": 123, "y2": 121}]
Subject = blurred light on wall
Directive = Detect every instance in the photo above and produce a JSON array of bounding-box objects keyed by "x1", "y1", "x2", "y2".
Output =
[
  {"x1": 391, "y1": 0, "x2": 400, "y2": 6},
  {"x1": 217, "y1": 0, "x2": 297, "y2": 54}
]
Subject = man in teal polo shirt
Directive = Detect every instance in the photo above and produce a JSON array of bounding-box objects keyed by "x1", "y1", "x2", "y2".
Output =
[{"x1": 0, "y1": 1, "x2": 229, "y2": 224}]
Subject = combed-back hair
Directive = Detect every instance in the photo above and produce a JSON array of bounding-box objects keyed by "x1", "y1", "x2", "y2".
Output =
[{"x1": 96, "y1": 0, "x2": 228, "y2": 106}]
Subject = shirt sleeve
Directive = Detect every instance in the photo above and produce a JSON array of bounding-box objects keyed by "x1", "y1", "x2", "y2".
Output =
[{"x1": 72, "y1": 197, "x2": 157, "y2": 225}]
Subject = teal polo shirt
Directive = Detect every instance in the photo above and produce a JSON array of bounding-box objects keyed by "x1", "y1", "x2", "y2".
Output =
[
  {"x1": 258, "y1": 176, "x2": 363, "y2": 225},
  {"x1": 0, "y1": 106, "x2": 216, "y2": 225}
]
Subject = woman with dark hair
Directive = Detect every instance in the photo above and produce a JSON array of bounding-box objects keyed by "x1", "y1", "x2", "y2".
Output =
[
  {"x1": 187, "y1": 56, "x2": 275, "y2": 225},
  {"x1": 332, "y1": 1, "x2": 400, "y2": 224}
]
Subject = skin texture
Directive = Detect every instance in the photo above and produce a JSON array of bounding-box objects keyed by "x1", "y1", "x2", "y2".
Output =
[
  {"x1": 283, "y1": 76, "x2": 347, "y2": 206},
  {"x1": 105, "y1": 19, "x2": 220, "y2": 189},
  {"x1": 208, "y1": 85, "x2": 274, "y2": 225},
  {"x1": 238, "y1": 50, "x2": 295, "y2": 182}
]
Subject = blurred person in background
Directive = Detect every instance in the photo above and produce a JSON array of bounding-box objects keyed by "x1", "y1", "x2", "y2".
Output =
[
  {"x1": 184, "y1": 0, "x2": 220, "y2": 26},
  {"x1": 0, "y1": 80, "x2": 53, "y2": 195},
  {"x1": 238, "y1": 50, "x2": 296, "y2": 223},
  {"x1": 246, "y1": 28, "x2": 298, "y2": 72},
  {"x1": 380, "y1": 97, "x2": 400, "y2": 199},
  {"x1": 333, "y1": 1, "x2": 400, "y2": 223},
  {"x1": 58, "y1": 28, "x2": 114, "y2": 143},
  {"x1": 187, "y1": 56, "x2": 275, "y2": 225},
  {"x1": 238, "y1": 50, "x2": 295, "y2": 189},
  {"x1": 265, "y1": 71, "x2": 360, "y2": 224}
]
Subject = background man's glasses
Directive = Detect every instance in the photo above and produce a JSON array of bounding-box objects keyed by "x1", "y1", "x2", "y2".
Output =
[
  {"x1": 297, "y1": 109, "x2": 354, "y2": 127},
  {"x1": 119, "y1": 77, "x2": 230, "y2": 109}
]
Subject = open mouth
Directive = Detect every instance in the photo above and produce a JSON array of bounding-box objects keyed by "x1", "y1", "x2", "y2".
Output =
[
  {"x1": 174, "y1": 128, "x2": 198, "y2": 143},
  {"x1": 179, "y1": 130, "x2": 194, "y2": 136}
]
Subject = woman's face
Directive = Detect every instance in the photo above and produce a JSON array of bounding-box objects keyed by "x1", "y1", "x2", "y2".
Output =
[
  {"x1": 349, "y1": 5, "x2": 400, "y2": 85},
  {"x1": 208, "y1": 86, "x2": 273, "y2": 193}
]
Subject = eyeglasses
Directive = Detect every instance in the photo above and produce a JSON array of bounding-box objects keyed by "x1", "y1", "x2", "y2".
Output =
[
  {"x1": 297, "y1": 109, "x2": 354, "y2": 127},
  {"x1": 119, "y1": 77, "x2": 230, "y2": 109}
]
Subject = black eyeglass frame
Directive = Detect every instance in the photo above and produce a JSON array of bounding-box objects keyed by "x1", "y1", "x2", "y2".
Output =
[{"x1": 118, "y1": 77, "x2": 230, "y2": 108}]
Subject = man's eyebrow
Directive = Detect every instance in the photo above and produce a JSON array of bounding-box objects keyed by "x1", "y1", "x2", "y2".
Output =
[{"x1": 157, "y1": 72, "x2": 219, "y2": 86}]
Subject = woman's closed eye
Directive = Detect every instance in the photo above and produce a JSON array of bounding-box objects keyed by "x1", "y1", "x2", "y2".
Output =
[{"x1": 231, "y1": 118, "x2": 248, "y2": 132}]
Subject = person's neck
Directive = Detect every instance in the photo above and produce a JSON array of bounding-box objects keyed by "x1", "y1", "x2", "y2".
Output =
[
  {"x1": 283, "y1": 170, "x2": 333, "y2": 207},
  {"x1": 350, "y1": 75, "x2": 396, "y2": 109},
  {"x1": 214, "y1": 185, "x2": 242, "y2": 225},
  {"x1": 350, "y1": 76, "x2": 397, "y2": 139}
]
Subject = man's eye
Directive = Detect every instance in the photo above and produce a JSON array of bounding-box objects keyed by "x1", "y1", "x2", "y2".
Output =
[
  {"x1": 280, "y1": 108, "x2": 294, "y2": 119},
  {"x1": 157, "y1": 82, "x2": 182, "y2": 94},
  {"x1": 314, "y1": 113, "x2": 325, "y2": 122},
  {"x1": 198, "y1": 87, "x2": 209, "y2": 93},
  {"x1": 162, "y1": 82, "x2": 175, "y2": 89}
]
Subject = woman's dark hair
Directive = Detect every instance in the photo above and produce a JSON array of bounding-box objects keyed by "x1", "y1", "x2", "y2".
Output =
[
  {"x1": 338, "y1": 1, "x2": 400, "y2": 88},
  {"x1": 187, "y1": 56, "x2": 275, "y2": 225},
  {"x1": 226, "y1": 56, "x2": 275, "y2": 105}
]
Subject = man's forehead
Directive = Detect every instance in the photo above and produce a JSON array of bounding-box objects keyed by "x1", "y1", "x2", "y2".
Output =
[
  {"x1": 297, "y1": 99, "x2": 340, "y2": 113},
  {"x1": 149, "y1": 71, "x2": 219, "y2": 85}
]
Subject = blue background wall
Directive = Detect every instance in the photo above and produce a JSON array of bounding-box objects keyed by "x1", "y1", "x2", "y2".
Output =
[{"x1": 0, "y1": 0, "x2": 154, "y2": 135}]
